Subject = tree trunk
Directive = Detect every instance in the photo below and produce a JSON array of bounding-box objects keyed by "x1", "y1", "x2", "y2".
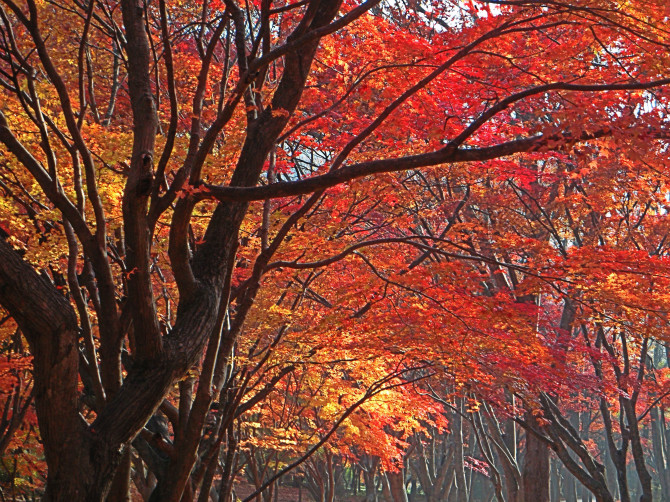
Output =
[
  {"x1": 452, "y1": 400, "x2": 469, "y2": 502},
  {"x1": 522, "y1": 413, "x2": 550, "y2": 502},
  {"x1": 550, "y1": 458, "x2": 561, "y2": 502},
  {"x1": 651, "y1": 405, "x2": 670, "y2": 499},
  {"x1": 383, "y1": 471, "x2": 408, "y2": 502},
  {"x1": 362, "y1": 456, "x2": 379, "y2": 502},
  {"x1": 106, "y1": 450, "x2": 132, "y2": 502}
]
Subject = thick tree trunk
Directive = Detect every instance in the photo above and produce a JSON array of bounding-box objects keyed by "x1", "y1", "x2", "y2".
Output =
[
  {"x1": 0, "y1": 239, "x2": 118, "y2": 500},
  {"x1": 0, "y1": 234, "x2": 227, "y2": 500},
  {"x1": 383, "y1": 470, "x2": 408, "y2": 502},
  {"x1": 522, "y1": 413, "x2": 550, "y2": 502},
  {"x1": 106, "y1": 450, "x2": 132, "y2": 502}
]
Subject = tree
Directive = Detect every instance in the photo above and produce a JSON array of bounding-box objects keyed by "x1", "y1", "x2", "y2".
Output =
[{"x1": 0, "y1": 0, "x2": 668, "y2": 499}]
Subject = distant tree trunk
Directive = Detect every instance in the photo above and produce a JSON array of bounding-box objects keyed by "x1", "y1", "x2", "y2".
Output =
[
  {"x1": 502, "y1": 409, "x2": 522, "y2": 502},
  {"x1": 560, "y1": 412, "x2": 579, "y2": 502},
  {"x1": 453, "y1": 399, "x2": 469, "y2": 502},
  {"x1": 326, "y1": 452, "x2": 336, "y2": 502},
  {"x1": 563, "y1": 466, "x2": 578, "y2": 502},
  {"x1": 651, "y1": 405, "x2": 670, "y2": 498},
  {"x1": 550, "y1": 458, "x2": 561, "y2": 502},
  {"x1": 408, "y1": 477, "x2": 419, "y2": 502},
  {"x1": 409, "y1": 429, "x2": 454, "y2": 502},
  {"x1": 362, "y1": 456, "x2": 380, "y2": 502},
  {"x1": 602, "y1": 441, "x2": 618, "y2": 501},
  {"x1": 478, "y1": 402, "x2": 522, "y2": 502},
  {"x1": 651, "y1": 344, "x2": 670, "y2": 500}
]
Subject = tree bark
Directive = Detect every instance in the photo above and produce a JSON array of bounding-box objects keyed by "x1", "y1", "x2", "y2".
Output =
[
  {"x1": 522, "y1": 413, "x2": 550, "y2": 502},
  {"x1": 383, "y1": 470, "x2": 408, "y2": 502},
  {"x1": 453, "y1": 399, "x2": 469, "y2": 502},
  {"x1": 0, "y1": 239, "x2": 101, "y2": 499}
]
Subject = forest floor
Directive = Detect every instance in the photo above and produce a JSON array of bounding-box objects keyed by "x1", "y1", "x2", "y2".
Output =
[{"x1": 233, "y1": 482, "x2": 365, "y2": 502}]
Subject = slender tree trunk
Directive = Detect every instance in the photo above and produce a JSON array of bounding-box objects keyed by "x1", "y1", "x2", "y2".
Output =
[
  {"x1": 621, "y1": 397, "x2": 653, "y2": 502},
  {"x1": 602, "y1": 440, "x2": 618, "y2": 501},
  {"x1": 550, "y1": 458, "x2": 561, "y2": 502},
  {"x1": 502, "y1": 408, "x2": 521, "y2": 502},
  {"x1": 326, "y1": 452, "x2": 336, "y2": 502},
  {"x1": 453, "y1": 400, "x2": 469, "y2": 502}
]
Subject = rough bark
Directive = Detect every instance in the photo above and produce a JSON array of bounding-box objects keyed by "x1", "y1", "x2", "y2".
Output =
[{"x1": 0, "y1": 239, "x2": 89, "y2": 499}]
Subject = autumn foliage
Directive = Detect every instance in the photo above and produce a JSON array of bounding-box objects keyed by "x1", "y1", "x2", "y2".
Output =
[{"x1": 0, "y1": 0, "x2": 669, "y2": 500}]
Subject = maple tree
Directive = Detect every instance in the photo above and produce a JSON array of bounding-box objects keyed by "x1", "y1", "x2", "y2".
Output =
[{"x1": 0, "y1": 0, "x2": 669, "y2": 500}]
